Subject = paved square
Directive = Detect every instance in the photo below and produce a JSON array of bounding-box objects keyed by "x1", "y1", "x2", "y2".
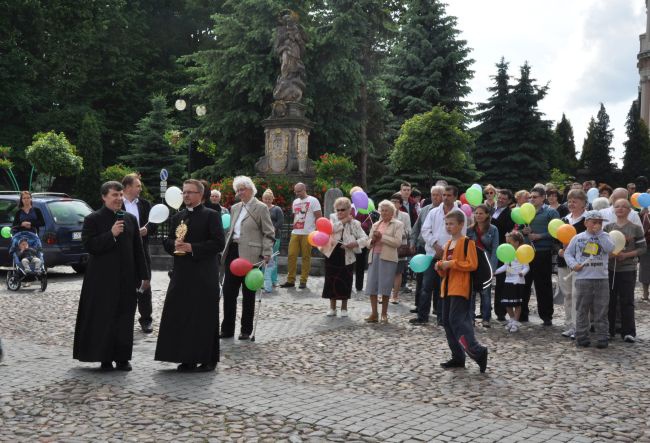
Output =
[{"x1": 1, "y1": 268, "x2": 649, "y2": 441}]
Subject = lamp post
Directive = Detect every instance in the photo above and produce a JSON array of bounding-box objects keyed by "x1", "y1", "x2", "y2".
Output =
[{"x1": 174, "y1": 99, "x2": 207, "y2": 176}]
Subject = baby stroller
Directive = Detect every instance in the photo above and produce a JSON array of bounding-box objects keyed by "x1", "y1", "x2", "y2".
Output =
[{"x1": 6, "y1": 231, "x2": 47, "y2": 292}]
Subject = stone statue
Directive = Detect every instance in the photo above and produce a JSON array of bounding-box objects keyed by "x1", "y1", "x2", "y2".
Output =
[{"x1": 272, "y1": 13, "x2": 307, "y2": 103}]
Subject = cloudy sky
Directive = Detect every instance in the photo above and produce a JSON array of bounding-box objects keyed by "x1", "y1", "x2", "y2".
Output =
[{"x1": 445, "y1": 0, "x2": 646, "y2": 166}]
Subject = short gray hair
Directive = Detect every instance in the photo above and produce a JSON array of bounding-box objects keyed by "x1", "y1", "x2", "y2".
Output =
[
  {"x1": 210, "y1": 189, "x2": 221, "y2": 198},
  {"x1": 591, "y1": 197, "x2": 609, "y2": 211},
  {"x1": 377, "y1": 199, "x2": 396, "y2": 215},
  {"x1": 430, "y1": 185, "x2": 444, "y2": 194},
  {"x1": 233, "y1": 175, "x2": 257, "y2": 195}
]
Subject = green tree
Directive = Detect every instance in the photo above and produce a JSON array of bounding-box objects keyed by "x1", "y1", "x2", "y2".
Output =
[
  {"x1": 580, "y1": 104, "x2": 615, "y2": 183},
  {"x1": 26, "y1": 131, "x2": 83, "y2": 190},
  {"x1": 474, "y1": 60, "x2": 552, "y2": 190},
  {"x1": 74, "y1": 113, "x2": 103, "y2": 207},
  {"x1": 386, "y1": 0, "x2": 473, "y2": 125},
  {"x1": 622, "y1": 101, "x2": 650, "y2": 183},
  {"x1": 552, "y1": 113, "x2": 577, "y2": 173},
  {"x1": 120, "y1": 95, "x2": 186, "y2": 190},
  {"x1": 390, "y1": 106, "x2": 474, "y2": 183}
]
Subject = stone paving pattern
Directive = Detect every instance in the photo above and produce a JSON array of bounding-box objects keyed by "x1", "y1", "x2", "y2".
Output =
[{"x1": 1, "y1": 268, "x2": 649, "y2": 441}]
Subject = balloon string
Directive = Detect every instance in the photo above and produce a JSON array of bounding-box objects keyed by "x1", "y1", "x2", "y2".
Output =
[{"x1": 253, "y1": 251, "x2": 280, "y2": 268}]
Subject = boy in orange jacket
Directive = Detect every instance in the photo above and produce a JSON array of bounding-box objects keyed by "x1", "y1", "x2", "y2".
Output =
[{"x1": 435, "y1": 211, "x2": 489, "y2": 373}]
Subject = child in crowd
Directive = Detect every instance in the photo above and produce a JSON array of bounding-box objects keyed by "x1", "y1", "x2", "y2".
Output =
[
  {"x1": 17, "y1": 239, "x2": 42, "y2": 273},
  {"x1": 563, "y1": 210, "x2": 615, "y2": 348},
  {"x1": 435, "y1": 211, "x2": 488, "y2": 373},
  {"x1": 494, "y1": 231, "x2": 529, "y2": 332}
]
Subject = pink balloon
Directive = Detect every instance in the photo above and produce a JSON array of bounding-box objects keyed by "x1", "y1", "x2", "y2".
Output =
[
  {"x1": 461, "y1": 204, "x2": 472, "y2": 218},
  {"x1": 312, "y1": 231, "x2": 330, "y2": 247}
]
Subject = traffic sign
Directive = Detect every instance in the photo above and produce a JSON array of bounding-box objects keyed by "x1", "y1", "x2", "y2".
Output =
[{"x1": 159, "y1": 168, "x2": 169, "y2": 181}]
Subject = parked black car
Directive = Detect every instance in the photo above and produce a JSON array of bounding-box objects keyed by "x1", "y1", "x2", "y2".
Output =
[{"x1": 0, "y1": 192, "x2": 93, "y2": 272}]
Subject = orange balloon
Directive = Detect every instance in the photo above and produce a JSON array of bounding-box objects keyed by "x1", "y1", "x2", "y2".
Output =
[
  {"x1": 556, "y1": 224, "x2": 577, "y2": 245},
  {"x1": 631, "y1": 192, "x2": 641, "y2": 209},
  {"x1": 307, "y1": 231, "x2": 319, "y2": 247}
]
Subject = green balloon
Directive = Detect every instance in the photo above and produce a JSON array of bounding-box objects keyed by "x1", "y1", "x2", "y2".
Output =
[
  {"x1": 496, "y1": 243, "x2": 516, "y2": 264},
  {"x1": 1, "y1": 226, "x2": 11, "y2": 238},
  {"x1": 222, "y1": 213, "x2": 231, "y2": 230},
  {"x1": 511, "y1": 207, "x2": 526, "y2": 225},
  {"x1": 358, "y1": 198, "x2": 375, "y2": 215},
  {"x1": 409, "y1": 254, "x2": 433, "y2": 273},
  {"x1": 465, "y1": 187, "x2": 482, "y2": 206},
  {"x1": 244, "y1": 268, "x2": 264, "y2": 291}
]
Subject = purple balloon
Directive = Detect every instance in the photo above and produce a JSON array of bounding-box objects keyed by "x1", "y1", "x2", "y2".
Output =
[{"x1": 351, "y1": 191, "x2": 369, "y2": 210}]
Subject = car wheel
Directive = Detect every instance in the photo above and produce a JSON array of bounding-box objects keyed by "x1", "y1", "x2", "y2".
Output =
[
  {"x1": 6, "y1": 271, "x2": 21, "y2": 291},
  {"x1": 71, "y1": 263, "x2": 86, "y2": 274}
]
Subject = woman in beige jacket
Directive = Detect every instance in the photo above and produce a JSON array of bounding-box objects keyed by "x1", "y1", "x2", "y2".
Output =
[
  {"x1": 365, "y1": 200, "x2": 405, "y2": 323},
  {"x1": 319, "y1": 197, "x2": 369, "y2": 317}
]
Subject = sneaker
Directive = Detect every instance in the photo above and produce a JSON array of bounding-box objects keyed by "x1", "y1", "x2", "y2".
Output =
[
  {"x1": 509, "y1": 323, "x2": 519, "y2": 333},
  {"x1": 409, "y1": 318, "x2": 428, "y2": 325},
  {"x1": 561, "y1": 328, "x2": 575, "y2": 338},
  {"x1": 477, "y1": 349, "x2": 488, "y2": 373},
  {"x1": 326, "y1": 309, "x2": 336, "y2": 317},
  {"x1": 505, "y1": 319, "x2": 513, "y2": 330},
  {"x1": 279, "y1": 282, "x2": 295, "y2": 288},
  {"x1": 624, "y1": 335, "x2": 636, "y2": 343},
  {"x1": 340, "y1": 310, "x2": 348, "y2": 318},
  {"x1": 440, "y1": 359, "x2": 465, "y2": 369},
  {"x1": 481, "y1": 320, "x2": 491, "y2": 328}
]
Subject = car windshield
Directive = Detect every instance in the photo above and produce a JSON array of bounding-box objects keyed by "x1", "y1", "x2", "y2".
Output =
[{"x1": 47, "y1": 200, "x2": 92, "y2": 225}]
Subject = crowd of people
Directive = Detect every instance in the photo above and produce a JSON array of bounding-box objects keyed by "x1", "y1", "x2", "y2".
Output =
[{"x1": 68, "y1": 173, "x2": 650, "y2": 375}]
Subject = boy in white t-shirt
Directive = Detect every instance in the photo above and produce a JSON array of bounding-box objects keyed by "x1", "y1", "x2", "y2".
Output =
[{"x1": 280, "y1": 183, "x2": 322, "y2": 288}]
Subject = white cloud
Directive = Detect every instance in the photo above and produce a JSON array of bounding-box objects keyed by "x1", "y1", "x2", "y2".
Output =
[{"x1": 446, "y1": 0, "x2": 646, "y2": 166}]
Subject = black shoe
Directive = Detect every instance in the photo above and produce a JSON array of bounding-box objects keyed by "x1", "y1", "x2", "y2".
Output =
[
  {"x1": 279, "y1": 282, "x2": 295, "y2": 288},
  {"x1": 409, "y1": 308, "x2": 418, "y2": 314},
  {"x1": 477, "y1": 349, "x2": 488, "y2": 373},
  {"x1": 519, "y1": 317, "x2": 529, "y2": 323},
  {"x1": 100, "y1": 361, "x2": 113, "y2": 371},
  {"x1": 298, "y1": 283, "x2": 307, "y2": 289},
  {"x1": 196, "y1": 363, "x2": 216, "y2": 372},
  {"x1": 543, "y1": 319, "x2": 552, "y2": 326},
  {"x1": 115, "y1": 361, "x2": 132, "y2": 371},
  {"x1": 409, "y1": 318, "x2": 428, "y2": 325},
  {"x1": 440, "y1": 359, "x2": 465, "y2": 369},
  {"x1": 596, "y1": 341, "x2": 608, "y2": 349},
  {"x1": 474, "y1": 313, "x2": 482, "y2": 319},
  {"x1": 219, "y1": 333, "x2": 234, "y2": 339},
  {"x1": 590, "y1": 325, "x2": 595, "y2": 332},
  {"x1": 140, "y1": 320, "x2": 153, "y2": 334},
  {"x1": 496, "y1": 316, "x2": 506, "y2": 322},
  {"x1": 238, "y1": 333, "x2": 251, "y2": 340},
  {"x1": 177, "y1": 363, "x2": 197, "y2": 372},
  {"x1": 576, "y1": 340, "x2": 590, "y2": 348}
]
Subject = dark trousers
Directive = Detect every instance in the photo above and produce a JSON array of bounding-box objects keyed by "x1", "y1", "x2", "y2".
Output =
[
  {"x1": 137, "y1": 287, "x2": 153, "y2": 324},
  {"x1": 441, "y1": 296, "x2": 486, "y2": 363},
  {"x1": 608, "y1": 270, "x2": 637, "y2": 338},
  {"x1": 413, "y1": 246, "x2": 426, "y2": 306},
  {"x1": 221, "y1": 244, "x2": 256, "y2": 336},
  {"x1": 354, "y1": 248, "x2": 368, "y2": 291},
  {"x1": 493, "y1": 265, "x2": 507, "y2": 319},
  {"x1": 522, "y1": 249, "x2": 553, "y2": 322},
  {"x1": 416, "y1": 264, "x2": 437, "y2": 321}
]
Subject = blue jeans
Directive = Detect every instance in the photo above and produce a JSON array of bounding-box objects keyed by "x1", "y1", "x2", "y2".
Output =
[
  {"x1": 442, "y1": 296, "x2": 487, "y2": 363},
  {"x1": 263, "y1": 239, "x2": 281, "y2": 292},
  {"x1": 470, "y1": 284, "x2": 492, "y2": 321}
]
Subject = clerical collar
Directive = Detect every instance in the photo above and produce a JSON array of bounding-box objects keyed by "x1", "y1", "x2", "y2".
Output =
[{"x1": 187, "y1": 204, "x2": 204, "y2": 212}]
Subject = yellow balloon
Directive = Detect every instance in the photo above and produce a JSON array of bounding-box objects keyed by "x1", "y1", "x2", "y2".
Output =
[
  {"x1": 516, "y1": 244, "x2": 535, "y2": 264},
  {"x1": 609, "y1": 230, "x2": 626, "y2": 255},
  {"x1": 520, "y1": 203, "x2": 536, "y2": 224}
]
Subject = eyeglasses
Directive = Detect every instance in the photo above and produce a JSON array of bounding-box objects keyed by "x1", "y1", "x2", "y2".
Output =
[
  {"x1": 182, "y1": 191, "x2": 201, "y2": 195},
  {"x1": 336, "y1": 208, "x2": 348, "y2": 212},
  {"x1": 485, "y1": 191, "x2": 495, "y2": 195}
]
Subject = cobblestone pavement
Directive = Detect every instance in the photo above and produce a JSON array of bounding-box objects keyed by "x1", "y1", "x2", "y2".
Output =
[{"x1": 1, "y1": 268, "x2": 649, "y2": 442}]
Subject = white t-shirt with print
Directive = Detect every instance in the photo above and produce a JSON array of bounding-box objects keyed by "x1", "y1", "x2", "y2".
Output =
[{"x1": 291, "y1": 196, "x2": 321, "y2": 235}]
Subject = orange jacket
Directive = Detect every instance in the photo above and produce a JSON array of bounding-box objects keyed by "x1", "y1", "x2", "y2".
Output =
[{"x1": 436, "y1": 236, "x2": 478, "y2": 299}]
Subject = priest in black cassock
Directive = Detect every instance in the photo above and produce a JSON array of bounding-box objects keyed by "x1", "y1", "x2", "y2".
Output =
[
  {"x1": 73, "y1": 181, "x2": 150, "y2": 371},
  {"x1": 155, "y1": 179, "x2": 225, "y2": 372}
]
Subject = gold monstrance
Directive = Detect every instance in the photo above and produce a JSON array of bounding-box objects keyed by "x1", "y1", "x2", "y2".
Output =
[{"x1": 174, "y1": 220, "x2": 188, "y2": 256}]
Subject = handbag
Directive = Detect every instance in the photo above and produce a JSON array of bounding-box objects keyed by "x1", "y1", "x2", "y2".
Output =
[{"x1": 397, "y1": 244, "x2": 412, "y2": 258}]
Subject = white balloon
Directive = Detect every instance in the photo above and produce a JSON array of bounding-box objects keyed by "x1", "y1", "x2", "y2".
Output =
[
  {"x1": 609, "y1": 230, "x2": 626, "y2": 255},
  {"x1": 148, "y1": 204, "x2": 170, "y2": 224},
  {"x1": 165, "y1": 186, "x2": 183, "y2": 210}
]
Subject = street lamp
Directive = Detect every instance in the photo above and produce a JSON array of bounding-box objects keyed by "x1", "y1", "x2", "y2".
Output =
[{"x1": 174, "y1": 99, "x2": 207, "y2": 175}]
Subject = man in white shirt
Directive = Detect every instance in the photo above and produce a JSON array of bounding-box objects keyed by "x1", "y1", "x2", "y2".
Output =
[{"x1": 280, "y1": 183, "x2": 322, "y2": 289}]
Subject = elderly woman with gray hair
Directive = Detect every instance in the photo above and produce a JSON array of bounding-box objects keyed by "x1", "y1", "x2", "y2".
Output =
[
  {"x1": 365, "y1": 200, "x2": 405, "y2": 323},
  {"x1": 319, "y1": 197, "x2": 369, "y2": 317}
]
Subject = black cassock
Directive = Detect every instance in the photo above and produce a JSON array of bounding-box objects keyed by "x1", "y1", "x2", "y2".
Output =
[
  {"x1": 155, "y1": 204, "x2": 224, "y2": 364},
  {"x1": 73, "y1": 206, "x2": 149, "y2": 362}
]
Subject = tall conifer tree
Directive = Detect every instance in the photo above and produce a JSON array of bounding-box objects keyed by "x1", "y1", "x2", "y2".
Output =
[
  {"x1": 622, "y1": 100, "x2": 650, "y2": 183},
  {"x1": 552, "y1": 114, "x2": 577, "y2": 173},
  {"x1": 75, "y1": 112, "x2": 103, "y2": 208},
  {"x1": 580, "y1": 104, "x2": 614, "y2": 183}
]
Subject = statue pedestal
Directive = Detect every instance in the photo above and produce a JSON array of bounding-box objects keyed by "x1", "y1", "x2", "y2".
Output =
[{"x1": 256, "y1": 101, "x2": 315, "y2": 177}]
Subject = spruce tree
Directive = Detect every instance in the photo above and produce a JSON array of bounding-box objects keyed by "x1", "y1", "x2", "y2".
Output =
[
  {"x1": 622, "y1": 101, "x2": 650, "y2": 183},
  {"x1": 581, "y1": 104, "x2": 614, "y2": 184},
  {"x1": 121, "y1": 95, "x2": 186, "y2": 190},
  {"x1": 552, "y1": 113, "x2": 577, "y2": 173},
  {"x1": 75, "y1": 112, "x2": 103, "y2": 208},
  {"x1": 386, "y1": 0, "x2": 473, "y2": 125}
]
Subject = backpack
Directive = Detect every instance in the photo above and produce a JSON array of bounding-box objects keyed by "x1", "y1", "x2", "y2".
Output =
[{"x1": 463, "y1": 237, "x2": 494, "y2": 293}]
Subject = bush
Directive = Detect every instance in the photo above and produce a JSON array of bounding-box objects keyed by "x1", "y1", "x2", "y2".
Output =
[{"x1": 100, "y1": 164, "x2": 154, "y2": 202}]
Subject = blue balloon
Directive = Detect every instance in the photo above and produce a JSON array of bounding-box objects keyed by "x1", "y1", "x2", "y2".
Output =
[
  {"x1": 409, "y1": 254, "x2": 433, "y2": 273},
  {"x1": 639, "y1": 193, "x2": 650, "y2": 208},
  {"x1": 587, "y1": 187, "x2": 599, "y2": 203}
]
